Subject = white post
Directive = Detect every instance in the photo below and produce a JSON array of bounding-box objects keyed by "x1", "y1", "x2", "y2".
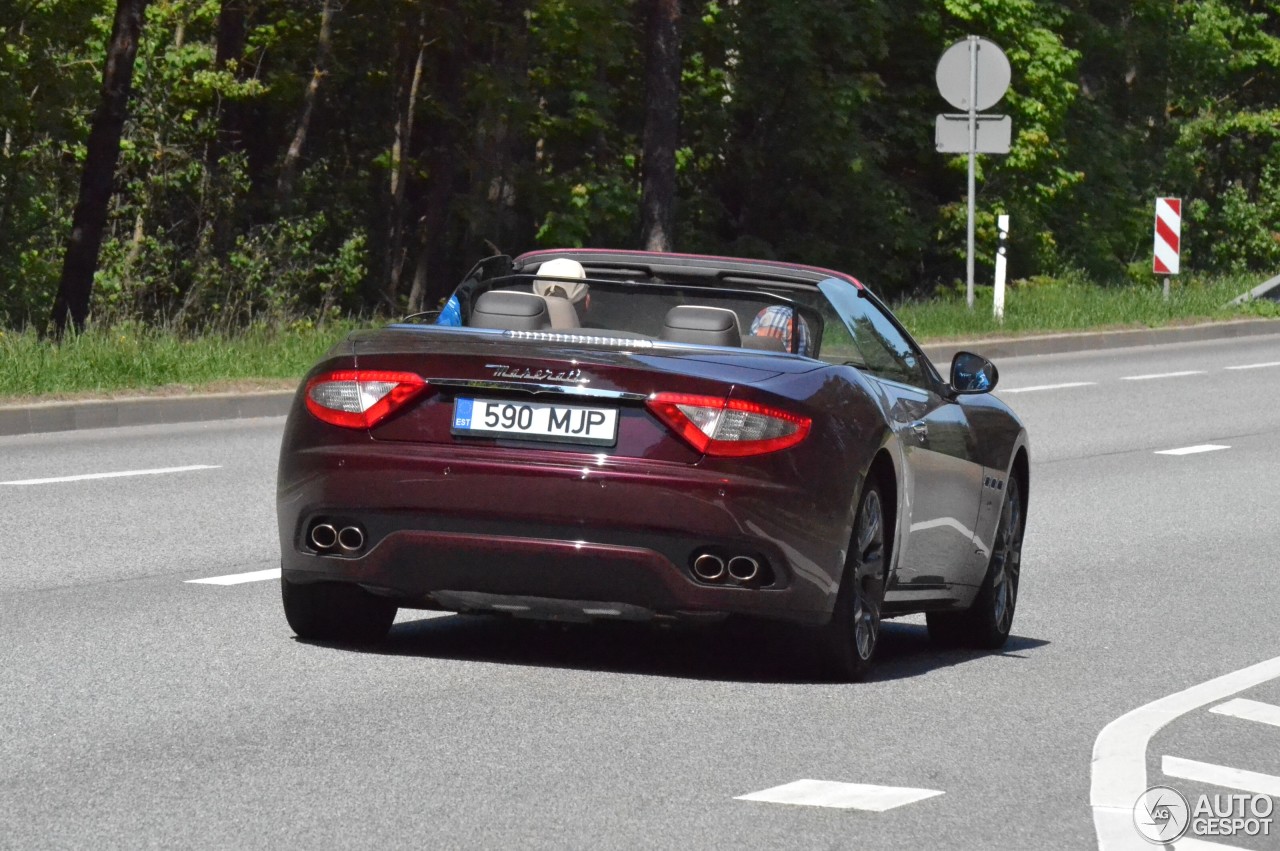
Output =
[
  {"x1": 966, "y1": 35, "x2": 978, "y2": 310},
  {"x1": 994, "y1": 214, "x2": 1009, "y2": 321}
]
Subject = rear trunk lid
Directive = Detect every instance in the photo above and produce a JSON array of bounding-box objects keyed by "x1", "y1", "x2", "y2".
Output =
[{"x1": 353, "y1": 325, "x2": 821, "y2": 464}]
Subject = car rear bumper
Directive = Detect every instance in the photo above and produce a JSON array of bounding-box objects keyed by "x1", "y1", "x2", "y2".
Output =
[{"x1": 277, "y1": 442, "x2": 847, "y2": 625}]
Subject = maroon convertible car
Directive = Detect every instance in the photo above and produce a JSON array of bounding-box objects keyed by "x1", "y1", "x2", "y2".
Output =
[{"x1": 277, "y1": 249, "x2": 1029, "y2": 680}]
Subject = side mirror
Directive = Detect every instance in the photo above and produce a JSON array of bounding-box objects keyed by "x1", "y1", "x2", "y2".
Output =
[{"x1": 950, "y1": 351, "x2": 998, "y2": 394}]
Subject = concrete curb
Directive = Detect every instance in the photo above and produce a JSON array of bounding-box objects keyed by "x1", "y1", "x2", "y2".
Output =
[
  {"x1": 0, "y1": 390, "x2": 295, "y2": 438},
  {"x1": 920, "y1": 318, "x2": 1280, "y2": 366},
  {"x1": 2, "y1": 318, "x2": 1278, "y2": 438}
]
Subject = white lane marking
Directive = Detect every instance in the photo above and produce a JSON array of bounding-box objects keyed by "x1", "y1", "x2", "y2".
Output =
[
  {"x1": 999, "y1": 381, "x2": 1096, "y2": 394},
  {"x1": 1091, "y1": 654, "x2": 1280, "y2": 851},
  {"x1": 735, "y1": 779, "x2": 943, "y2": 812},
  {"x1": 1, "y1": 465, "x2": 220, "y2": 486},
  {"x1": 1162, "y1": 756, "x2": 1280, "y2": 798},
  {"x1": 1224, "y1": 361, "x2": 1280, "y2": 371},
  {"x1": 186, "y1": 568, "x2": 281, "y2": 586},
  {"x1": 1154, "y1": 444, "x2": 1230, "y2": 456},
  {"x1": 1120, "y1": 370, "x2": 1207, "y2": 381},
  {"x1": 1210, "y1": 697, "x2": 1280, "y2": 729}
]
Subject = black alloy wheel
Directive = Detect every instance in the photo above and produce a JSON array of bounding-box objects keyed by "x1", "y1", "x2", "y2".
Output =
[
  {"x1": 282, "y1": 579, "x2": 398, "y2": 644},
  {"x1": 816, "y1": 478, "x2": 888, "y2": 681},
  {"x1": 927, "y1": 475, "x2": 1025, "y2": 649}
]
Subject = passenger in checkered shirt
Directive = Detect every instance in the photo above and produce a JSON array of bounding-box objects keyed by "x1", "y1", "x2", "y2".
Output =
[{"x1": 749, "y1": 305, "x2": 811, "y2": 355}]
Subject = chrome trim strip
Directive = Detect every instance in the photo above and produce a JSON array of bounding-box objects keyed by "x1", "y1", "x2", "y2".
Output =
[
  {"x1": 430, "y1": 378, "x2": 646, "y2": 401},
  {"x1": 503, "y1": 329, "x2": 656, "y2": 348}
]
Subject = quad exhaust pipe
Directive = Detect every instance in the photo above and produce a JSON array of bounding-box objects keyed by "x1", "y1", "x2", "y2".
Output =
[
  {"x1": 692, "y1": 554, "x2": 726, "y2": 582},
  {"x1": 692, "y1": 552, "x2": 767, "y2": 584},
  {"x1": 309, "y1": 523, "x2": 338, "y2": 550},
  {"x1": 727, "y1": 556, "x2": 760, "y2": 583},
  {"x1": 338, "y1": 525, "x2": 365, "y2": 552},
  {"x1": 309, "y1": 522, "x2": 365, "y2": 554}
]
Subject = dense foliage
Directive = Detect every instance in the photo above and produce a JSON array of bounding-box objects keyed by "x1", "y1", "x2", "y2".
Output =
[{"x1": 3, "y1": 0, "x2": 1280, "y2": 330}]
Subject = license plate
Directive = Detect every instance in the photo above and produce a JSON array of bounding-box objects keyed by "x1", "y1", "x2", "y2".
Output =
[{"x1": 451, "y1": 398, "x2": 619, "y2": 446}]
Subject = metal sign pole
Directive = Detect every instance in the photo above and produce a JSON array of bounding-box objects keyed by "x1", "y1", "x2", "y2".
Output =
[
  {"x1": 966, "y1": 36, "x2": 978, "y2": 310},
  {"x1": 936, "y1": 36, "x2": 1011, "y2": 311}
]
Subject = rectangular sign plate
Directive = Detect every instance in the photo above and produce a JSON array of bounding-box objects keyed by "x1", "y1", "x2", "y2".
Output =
[
  {"x1": 935, "y1": 113, "x2": 1012, "y2": 154},
  {"x1": 451, "y1": 397, "x2": 619, "y2": 447}
]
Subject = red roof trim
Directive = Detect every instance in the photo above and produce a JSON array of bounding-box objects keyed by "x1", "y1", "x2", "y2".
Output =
[{"x1": 514, "y1": 247, "x2": 865, "y2": 290}]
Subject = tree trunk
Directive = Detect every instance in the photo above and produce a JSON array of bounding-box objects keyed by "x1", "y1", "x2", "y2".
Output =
[
  {"x1": 206, "y1": 0, "x2": 250, "y2": 260},
  {"x1": 406, "y1": 163, "x2": 458, "y2": 314},
  {"x1": 50, "y1": 0, "x2": 150, "y2": 338},
  {"x1": 276, "y1": 0, "x2": 334, "y2": 209},
  {"x1": 640, "y1": 0, "x2": 681, "y2": 253},
  {"x1": 212, "y1": 0, "x2": 248, "y2": 159},
  {"x1": 385, "y1": 19, "x2": 428, "y2": 305}
]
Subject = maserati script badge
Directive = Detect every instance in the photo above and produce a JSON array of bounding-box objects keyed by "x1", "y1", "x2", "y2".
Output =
[{"x1": 485, "y1": 364, "x2": 587, "y2": 384}]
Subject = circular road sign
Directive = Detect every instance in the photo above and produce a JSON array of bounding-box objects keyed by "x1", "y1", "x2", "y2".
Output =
[{"x1": 936, "y1": 37, "x2": 1011, "y2": 112}]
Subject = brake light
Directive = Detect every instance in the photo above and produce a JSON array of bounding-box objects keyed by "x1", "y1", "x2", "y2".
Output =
[
  {"x1": 646, "y1": 392, "x2": 811, "y2": 456},
  {"x1": 304, "y1": 370, "x2": 428, "y2": 429}
]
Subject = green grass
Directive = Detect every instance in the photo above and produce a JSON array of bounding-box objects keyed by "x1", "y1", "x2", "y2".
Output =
[
  {"x1": 894, "y1": 275, "x2": 1279, "y2": 341},
  {"x1": 1, "y1": 276, "x2": 1277, "y2": 400},
  {"x1": 0, "y1": 321, "x2": 364, "y2": 400}
]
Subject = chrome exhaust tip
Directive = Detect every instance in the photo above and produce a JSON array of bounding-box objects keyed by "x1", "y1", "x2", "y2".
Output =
[
  {"x1": 692, "y1": 554, "x2": 726, "y2": 582},
  {"x1": 727, "y1": 556, "x2": 759, "y2": 582},
  {"x1": 338, "y1": 525, "x2": 365, "y2": 552},
  {"x1": 310, "y1": 523, "x2": 338, "y2": 550}
]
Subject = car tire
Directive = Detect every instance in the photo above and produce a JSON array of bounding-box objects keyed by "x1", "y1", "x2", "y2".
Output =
[
  {"x1": 814, "y1": 477, "x2": 888, "y2": 682},
  {"x1": 927, "y1": 474, "x2": 1025, "y2": 649},
  {"x1": 282, "y1": 578, "x2": 398, "y2": 644}
]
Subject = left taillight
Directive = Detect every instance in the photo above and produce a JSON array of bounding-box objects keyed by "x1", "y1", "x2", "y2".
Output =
[
  {"x1": 304, "y1": 370, "x2": 428, "y2": 429},
  {"x1": 646, "y1": 392, "x2": 812, "y2": 457}
]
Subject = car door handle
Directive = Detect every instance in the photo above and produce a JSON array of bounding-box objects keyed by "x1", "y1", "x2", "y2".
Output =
[{"x1": 908, "y1": 420, "x2": 928, "y2": 438}]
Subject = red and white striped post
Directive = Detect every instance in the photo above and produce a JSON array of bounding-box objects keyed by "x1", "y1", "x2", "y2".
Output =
[{"x1": 1153, "y1": 197, "x2": 1181, "y2": 300}]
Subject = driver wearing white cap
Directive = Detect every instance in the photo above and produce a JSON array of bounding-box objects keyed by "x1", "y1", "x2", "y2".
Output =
[{"x1": 531, "y1": 257, "x2": 590, "y2": 328}]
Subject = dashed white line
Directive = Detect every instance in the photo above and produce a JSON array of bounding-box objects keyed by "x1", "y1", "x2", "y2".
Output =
[
  {"x1": 1162, "y1": 756, "x2": 1280, "y2": 798},
  {"x1": 1, "y1": 465, "x2": 220, "y2": 486},
  {"x1": 1209, "y1": 698, "x2": 1280, "y2": 729},
  {"x1": 1120, "y1": 370, "x2": 1207, "y2": 381},
  {"x1": 735, "y1": 779, "x2": 943, "y2": 812},
  {"x1": 1224, "y1": 361, "x2": 1280, "y2": 371},
  {"x1": 999, "y1": 381, "x2": 1096, "y2": 394},
  {"x1": 186, "y1": 567, "x2": 281, "y2": 586},
  {"x1": 1154, "y1": 444, "x2": 1230, "y2": 456}
]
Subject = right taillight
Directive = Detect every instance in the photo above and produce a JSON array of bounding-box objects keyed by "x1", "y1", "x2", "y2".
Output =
[{"x1": 646, "y1": 392, "x2": 811, "y2": 456}]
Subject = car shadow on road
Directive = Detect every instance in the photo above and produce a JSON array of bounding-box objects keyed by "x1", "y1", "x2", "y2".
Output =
[
  {"x1": 311, "y1": 612, "x2": 1049, "y2": 684},
  {"x1": 871, "y1": 620, "x2": 1050, "y2": 682}
]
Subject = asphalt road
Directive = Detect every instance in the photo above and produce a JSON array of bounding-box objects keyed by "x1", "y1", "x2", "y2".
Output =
[{"x1": 3, "y1": 334, "x2": 1279, "y2": 850}]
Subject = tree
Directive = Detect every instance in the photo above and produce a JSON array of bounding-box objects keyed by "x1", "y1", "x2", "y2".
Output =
[
  {"x1": 640, "y1": 0, "x2": 681, "y2": 251},
  {"x1": 49, "y1": 0, "x2": 150, "y2": 336},
  {"x1": 276, "y1": 0, "x2": 336, "y2": 209}
]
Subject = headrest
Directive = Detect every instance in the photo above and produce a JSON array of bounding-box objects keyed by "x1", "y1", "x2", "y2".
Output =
[
  {"x1": 661, "y1": 305, "x2": 741, "y2": 348},
  {"x1": 532, "y1": 258, "x2": 589, "y2": 304},
  {"x1": 471, "y1": 290, "x2": 551, "y2": 331}
]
